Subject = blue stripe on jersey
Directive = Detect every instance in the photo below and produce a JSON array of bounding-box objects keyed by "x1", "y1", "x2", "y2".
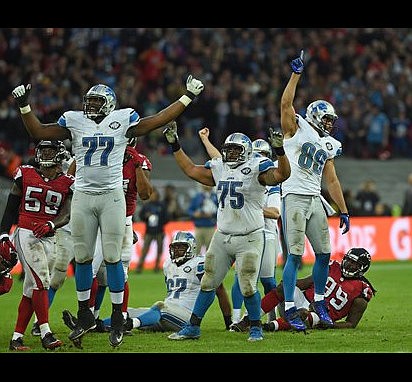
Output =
[
  {"x1": 57, "y1": 115, "x2": 66, "y2": 127},
  {"x1": 129, "y1": 109, "x2": 140, "y2": 124},
  {"x1": 258, "y1": 157, "x2": 275, "y2": 173},
  {"x1": 267, "y1": 185, "x2": 281, "y2": 194}
]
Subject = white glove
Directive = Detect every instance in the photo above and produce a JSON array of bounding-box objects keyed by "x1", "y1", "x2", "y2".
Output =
[
  {"x1": 186, "y1": 75, "x2": 204, "y2": 97},
  {"x1": 163, "y1": 121, "x2": 179, "y2": 144}
]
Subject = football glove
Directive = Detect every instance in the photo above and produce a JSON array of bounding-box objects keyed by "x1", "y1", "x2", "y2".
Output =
[
  {"x1": 339, "y1": 213, "x2": 350, "y2": 234},
  {"x1": 291, "y1": 50, "x2": 305, "y2": 74},
  {"x1": 0, "y1": 273, "x2": 13, "y2": 295},
  {"x1": 0, "y1": 234, "x2": 18, "y2": 273},
  {"x1": 32, "y1": 221, "x2": 55, "y2": 238},
  {"x1": 186, "y1": 75, "x2": 204, "y2": 99},
  {"x1": 12, "y1": 84, "x2": 32, "y2": 108},
  {"x1": 268, "y1": 128, "x2": 284, "y2": 149},
  {"x1": 163, "y1": 121, "x2": 179, "y2": 144}
]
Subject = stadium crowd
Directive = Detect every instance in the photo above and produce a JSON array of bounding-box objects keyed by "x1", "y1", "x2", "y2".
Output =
[{"x1": 1, "y1": 28, "x2": 411, "y2": 217}]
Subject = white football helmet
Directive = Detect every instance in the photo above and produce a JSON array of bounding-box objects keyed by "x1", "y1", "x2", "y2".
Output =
[
  {"x1": 305, "y1": 100, "x2": 338, "y2": 136},
  {"x1": 169, "y1": 231, "x2": 197, "y2": 266},
  {"x1": 221, "y1": 132, "x2": 252, "y2": 168},
  {"x1": 35, "y1": 140, "x2": 68, "y2": 167},
  {"x1": 83, "y1": 84, "x2": 117, "y2": 119},
  {"x1": 252, "y1": 138, "x2": 272, "y2": 158}
]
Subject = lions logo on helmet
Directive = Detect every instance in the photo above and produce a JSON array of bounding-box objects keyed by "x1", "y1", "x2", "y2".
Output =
[
  {"x1": 305, "y1": 100, "x2": 338, "y2": 137},
  {"x1": 169, "y1": 231, "x2": 197, "y2": 266},
  {"x1": 341, "y1": 247, "x2": 371, "y2": 278},
  {"x1": 35, "y1": 140, "x2": 68, "y2": 167},
  {"x1": 252, "y1": 138, "x2": 272, "y2": 158},
  {"x1": 221, "y1": 133, "x2": 253, "y2": 168},
  {"x1": 83, "y1": 84, "x2": 117, "y2": 119}
]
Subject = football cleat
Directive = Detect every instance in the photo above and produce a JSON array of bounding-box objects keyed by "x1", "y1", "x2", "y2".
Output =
[
  {"x1": 109, "y1": 329, "x2": 123, "y2": 347},
  {"x1": 248, "y1": 326, "x2": 263, "y2": 342},
  {"x1": 62, "y1": 309, "x2": 78, "y2": 331},
  {"x1": 9, "y1": 337, "x2": 30, "y2": 351},
  {"x1": 262, "y1": 321, "x2": 276, "y2": 332},
  {"x1": 285, "y1": 307, "x2": 307, "y2": 332},
  {"x1": 168, "y1": 324, "x2": 200, "y2": 340},
  {"x1": 68, "y1": 308, "x2": 96, "y2": 341},
  {"x1": 310, "y1": 300, "x2": 334, "y2": 328},
  {"x1": 31, "y1": 321, "x2": 41, "y2": 336},
  {"x1": 41, "y1": 332, "x2": 63, "y2": 350},
  {"x1": 229, "y1": 315, "x2": 250, "y2": 332}
]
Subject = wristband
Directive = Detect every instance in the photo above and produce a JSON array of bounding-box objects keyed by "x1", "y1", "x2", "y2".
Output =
[
  {"x1": 178, "y1": 95, "x2": 193, "y2": 107},
  {"x1": 47, "y1": 221, "x2": 55, "y2": 230},
  {"x1": 171, "y1": 141, "x2": 181, "y2": 152},
  {"x1": 274, "y1": 147, "x2": 285, "y2": 156},
  {"x1": 19, "y1": 105, "x2": 31, "y2": 114}
]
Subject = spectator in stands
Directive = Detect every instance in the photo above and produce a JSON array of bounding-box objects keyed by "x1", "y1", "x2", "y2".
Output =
[
  {"x1": 164, "y1": 183, "x2": 186, "y2": 221},
  {"x1": 402, "y1": 172, "x2": 412, "y2": 216},
  {"x1": 356, "y1": 180, "x2": 380, "y2": 216},
  {"x1": 136, "y1": 188, "x2": 169, "y2": 273}
]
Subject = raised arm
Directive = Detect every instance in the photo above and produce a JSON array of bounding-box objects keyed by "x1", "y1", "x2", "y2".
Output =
[
  {"x1": 127, "y1": 75, "x2": 204, "y2": 137},
  {"x1": 260, "y1": 128, "x2": 291, "y2": 185},
  {"x1": 198, "y1": 127, "x2": 222, "y2": 159},
  {"x1": 280, "y1": 50, "x2": 305, "y2": 139},
  {"x1": 12, "y1": 84, "x2": 70, "y2": 141},
  {"x1": 163, "y1": 122, "x2": 215, "y2": 186}
]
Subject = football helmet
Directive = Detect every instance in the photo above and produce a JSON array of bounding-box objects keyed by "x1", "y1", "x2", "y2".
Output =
[
  {"x1": 35, "y1": 140, "x2": 68, "y2": 167},
  {"x1": 341, "y1": 247, "x2": 371, "y2": 278},
  {"x1": 305, "y1": 100, "x2": 338, "y2": 136},
  {"x1": 252, "y1": 139, "x2": 272, "y2": 158},
  {"x1": 221, "y1": 133, "x2": 252, "y2": 168},
  {"x1": 169, "y1": 231, "x2": 197, "y2": 266},
  {"x1": 83, "y1": 84, "x2": 117, "y2": 119}
]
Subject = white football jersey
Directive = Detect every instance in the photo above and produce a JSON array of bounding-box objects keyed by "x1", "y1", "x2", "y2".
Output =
[
  {"x1": 264, "y1": 184, "x2": 281, "y2": 238},
  {"x1": 163, "y1": 255, "x2": 205, "y2": 312},
  {"x1": 207, "y1": 154, "x2": 275, "y2": 235},
  {"x1": 57, "y1": 108, "x2": 139, "y2": 192},
  {"x1": 281, "y1": 114, "x2": 342, "y2": 197}
]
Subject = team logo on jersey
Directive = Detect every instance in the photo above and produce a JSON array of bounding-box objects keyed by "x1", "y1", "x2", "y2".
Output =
[
  {"x1": 241, "y1": 167, "x2": 251, "y2": 175},
  {"x1": 183, "y1": 266, "x2": 192, "y2": 273},
  {"x1": 326, "y1": 142, "x2": 333, "y2": 151},
  {"x1": 109, "y1": 121, "x2": 121, "y2": 130}
]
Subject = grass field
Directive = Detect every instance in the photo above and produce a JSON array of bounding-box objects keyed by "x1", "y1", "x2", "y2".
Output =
[{"x1": 1, "y1": 261, "x2": 411, "y2": 356}]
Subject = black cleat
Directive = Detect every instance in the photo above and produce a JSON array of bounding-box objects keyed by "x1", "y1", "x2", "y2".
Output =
[
  {"x1": 62, "y1": 310, "x2": 78, "y2": 331},
  {"x1": 93, "y1": 318, "x2": 109, "y2": 333},
  {"x1": 9, "y1": 337, "x2": 30, "y2": 351},
  {"x1": 68, "y1": 309, "x2": 96, "y2": 341},
  {"x1": 42, "y1": 332, "x2": 63, "y2": 350},
  {"x1": 229, "y1": 315, "x2": 250, "y2": 332},
  {"x1": 109, "y1": 310, "x2": 124, "y2": 347},
  {"x1": 31, "y1": 321, "x2": 41, "y2": 336}
]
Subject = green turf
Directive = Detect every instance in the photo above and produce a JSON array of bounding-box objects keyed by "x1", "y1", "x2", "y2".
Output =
[{"x1": 1, "y1": 261, "x2": 411, "y2": 354}]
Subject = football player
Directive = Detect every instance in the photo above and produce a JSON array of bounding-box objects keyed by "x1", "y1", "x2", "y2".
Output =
[
  {"x1": 164, "y1": 121, "x2": 290, "y2": 342},
  {"x1": 0, "y1": 140, "x2": 74, "y2": 350},
  {"x1": 12, "y1": 74, "x2": 204, "y2": 348},
  {"x1": 64, "y1": 231, "x2": 204, "y2": 334}
]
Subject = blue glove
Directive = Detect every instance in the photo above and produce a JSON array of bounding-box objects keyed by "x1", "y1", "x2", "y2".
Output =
[
  {"x1": 339, "y1": 213, "x2": 350, "y2": 235},
  {"x1": 291, "y1": 50, "x2": 304, "y2": 74}
]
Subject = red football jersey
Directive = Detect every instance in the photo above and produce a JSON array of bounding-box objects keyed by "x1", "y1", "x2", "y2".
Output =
[
  {"x1": 304, "y1": 261, "x2": 374, "y2": 321},
  {"x1": 14, "y1": 165, "x2": 74, "y2": 230},
  {"x1": 123, "y1": 146, "x2": 152, "y2": 217}
]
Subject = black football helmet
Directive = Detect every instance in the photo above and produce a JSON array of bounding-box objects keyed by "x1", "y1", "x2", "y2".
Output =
[
  {"x1": 341, "y1": 247, "x2": 371, "y2": 278},
  {"x1": 35, "y1": 140, "x2": 68, "y2": 167},
  {"x1": 169, "y1": 231, "x2": 197, "y2": 266}
]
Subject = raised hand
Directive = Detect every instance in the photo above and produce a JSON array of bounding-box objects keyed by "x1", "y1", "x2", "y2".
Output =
[
  {"x1": 186, "y1": 75, "x2": 204, "y2": 98},
  {"x1": 291, "y1": 50, "x2": 304, "y2": 75},
  {"x1": 12, "y1": 84, "x2": 32, "y2": 108},
  {"x1": 268, "y1": 128, "x2": 284, "y2": 149},
  {"x1": 163, "y1": 121, "x2": 179, "y2": 144}
]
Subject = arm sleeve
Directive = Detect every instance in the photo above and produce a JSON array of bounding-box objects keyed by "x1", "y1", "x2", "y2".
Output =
[{"x1": 0, "y1": 193, "x2": 21, "y2": 233}]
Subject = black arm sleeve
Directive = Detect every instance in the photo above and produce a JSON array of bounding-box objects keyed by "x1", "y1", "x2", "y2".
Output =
[{"x1": 0, "y1": 193, "x2": 21, "y2": 234}]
